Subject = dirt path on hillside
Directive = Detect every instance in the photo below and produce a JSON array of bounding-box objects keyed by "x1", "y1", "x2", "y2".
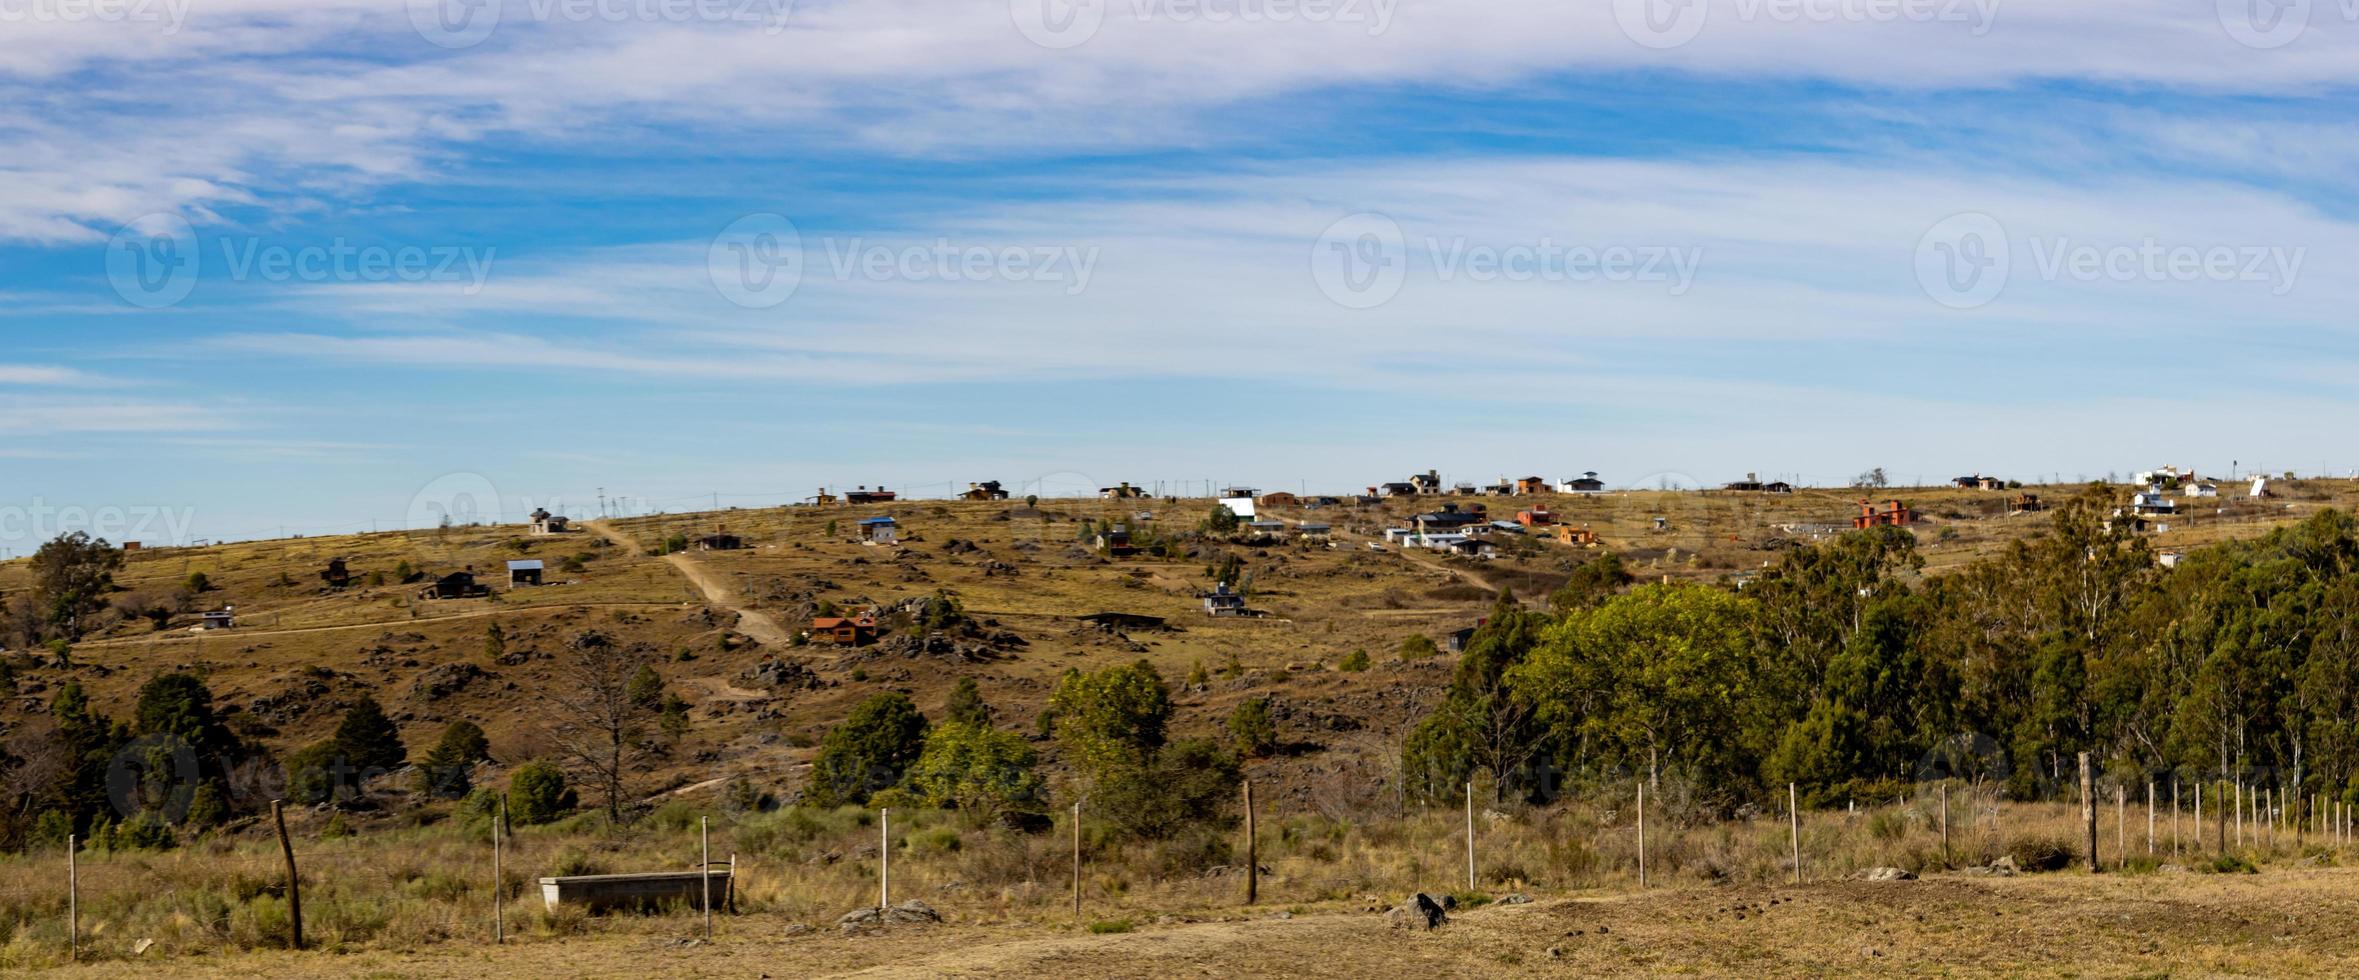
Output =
[
  {"x1": 71, "y1": 601, "x2": 687, "y2": 649},
  {"x1": 586, "y1": 519, "x2": 795, "y2": 649}
]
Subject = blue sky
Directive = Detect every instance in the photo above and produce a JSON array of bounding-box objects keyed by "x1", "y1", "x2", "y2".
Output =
[{"x1": 2, "y1": 0, "x2": 2357, "y2": 549}]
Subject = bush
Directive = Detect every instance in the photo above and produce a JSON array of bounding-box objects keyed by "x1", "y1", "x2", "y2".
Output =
[
  {"x1": 2005, "y1": 834, "x2": 2077, "y2": 872},
  {"x1": 807, "y1": 693, "x2": 930, "y2": 807},
  {"x1": 507, "y1": 761, "x2": 576, "y2": 825},
  {"x1": 1340, "y1": 649, "x2": 1370, "y2": 672},
  {"x1": 1227, "y1": 698, "x2": 1278, "y2": 759},
  {"x1": 1088, "y1": 918, "x2": 1134, "y2": 934},
  {"x1": 1399, "y1": 634, "x2": 1438, "y2": 660}
]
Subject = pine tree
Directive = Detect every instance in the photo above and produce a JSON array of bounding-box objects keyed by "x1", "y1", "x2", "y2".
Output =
[{"x1": 332, "y1": 696, "x2": 406, "y2": 773}]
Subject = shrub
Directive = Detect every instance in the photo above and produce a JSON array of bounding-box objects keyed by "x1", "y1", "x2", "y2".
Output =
[
  {"x1": 2005, "y1": 834, "x2": 2077, "y2": 872},
  {"x1": 507, "y1": 761, "x2": 576, "y2": 825},
  {"x1": 1399, "y1": 634, "x2": 1438, "y2": 660},
  {"x1": 1088, "y1": 918, "x2": 1134, "y2": 934},
  {"x1": 1340, "y1": 649, "x2": 1370, "y2": 672},
  {"x1": 1227, "y1": 698, "x2": 1278, "y2": 759}
]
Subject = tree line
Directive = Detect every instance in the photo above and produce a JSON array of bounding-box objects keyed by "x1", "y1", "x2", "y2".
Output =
[{"x1": 1407, "y1": 487, "x2": 2359, "y2": 811}]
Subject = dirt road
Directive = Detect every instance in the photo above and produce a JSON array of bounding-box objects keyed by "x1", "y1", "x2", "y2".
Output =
[{"x1": 586, "y1": 519, "x2": 795, "y2": 648}]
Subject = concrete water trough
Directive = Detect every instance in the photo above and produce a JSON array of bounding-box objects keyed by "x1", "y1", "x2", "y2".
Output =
[{"x1": 538, "y1": 871, "x2": 732, "y2": 913}]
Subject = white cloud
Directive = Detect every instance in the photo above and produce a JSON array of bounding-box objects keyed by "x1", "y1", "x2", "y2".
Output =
[{"x1": 6, "y1": 1, "x2": 2359, "y2": 242}]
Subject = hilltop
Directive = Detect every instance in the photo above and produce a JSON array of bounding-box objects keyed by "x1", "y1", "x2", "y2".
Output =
[{"x1": 5, "y1": 478, "x2": 2350, "y2": 820}]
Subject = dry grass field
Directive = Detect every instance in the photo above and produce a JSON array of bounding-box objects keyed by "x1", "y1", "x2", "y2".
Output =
[{"x1": 9, "y1": 479, "x2": 2359, "y2": 975}]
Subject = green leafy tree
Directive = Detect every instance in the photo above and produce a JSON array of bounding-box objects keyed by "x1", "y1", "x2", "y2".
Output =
[
  {"x1": 1044, "y1": 660, "x2": 1171, "y2": 779},
  {"x1": 29, "y1": 531, "x2": 123, "y2": 640},
  {"x1": 806, "y1": 693, "x2": 930, "y2": 807},
  {"x1": 906, "y1": 721, "x2": 1044, "y2": 818}
]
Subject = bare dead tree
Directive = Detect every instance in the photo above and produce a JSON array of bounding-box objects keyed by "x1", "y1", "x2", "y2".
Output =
[{"x1": 541, "y1": 632, "x2": 657, "y2": 824}]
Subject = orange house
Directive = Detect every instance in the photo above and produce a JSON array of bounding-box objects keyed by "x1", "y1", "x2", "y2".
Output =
[
  {"x1": 1556, "y1": 525, "x2": 1598, "y2": 547},
  {"x1": 809, "y1": 612, "x2": 877, "y2": 646}
]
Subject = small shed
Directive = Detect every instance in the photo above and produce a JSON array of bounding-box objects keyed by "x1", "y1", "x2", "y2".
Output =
[
  {"x1": 200, "y1": 607, "x2": 235, "y2": 630},
  {"x1": 857, "y1": 516, "x2": 899, "y2": 544},
  {"x1": 507, "y1": 559, "x2": 545, "y2": 587},
  {"x1": 1203, "y1": 582, "x2": 1248, "y2": 617},
  {"x1": 697, "y1": 533, "x2": 745, "y2": 551},
  {"x1": 423, "y1": 571, "x2": 488, "y2": 599}
]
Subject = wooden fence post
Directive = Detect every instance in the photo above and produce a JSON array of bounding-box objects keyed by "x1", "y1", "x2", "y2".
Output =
[
  {"x1": 1788, "y1": 783, "x2": 1802, "y2": 886},
  {"x1": 1939, "y1": 783, "x2": 1949, "y2": 866},
  {"x1": 1636, "y1": 781, "x2": 1647, "y2": 890},
  {"x1": 2080, "y1": 753, "x2": 2097, "y2": 874},
  {"x1": 2146, "y1": 782, "x2": 2155, "y2": 856},
  {"x1": 494, "y1": 798, "x2": 505, "y2": 944},
  {"x1": 271, "y1": 800, "x2": 304, "y2": 951},
  {"x1": 1071, "y1": 800, "x2": 1083, "y2": 918},
  {"x1": 2172, "y1": 782, "x2": 2181, "y2": 857},
  {"x1": 2235, "y1": 780, "x2": 2243, "y2": 847},
  {"x1": 67, "y1": 834, "x2": 77, "y2": 963},
  {"x1": 701, "y1": 816, "x2": 713, "y2": 939},
  {"x1": 1243, "y1": 781, "x2": 1258, "y2": 906},
  {"x1": 879, "y1": 808, "x2": 890, "y2": 909},
  {"x1": 1465, "y1": 781, "x2": 1476, "y2": 892}
]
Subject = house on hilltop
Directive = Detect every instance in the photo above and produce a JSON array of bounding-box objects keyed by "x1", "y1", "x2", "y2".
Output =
[
  {"x1": 961, "y1": 481, "x2": 1010, "y2": 501},
  {"x1": 1558, "y1": 472, "x2": 1606, "y2": 493}
]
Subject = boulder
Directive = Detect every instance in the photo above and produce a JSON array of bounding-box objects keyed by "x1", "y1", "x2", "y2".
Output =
[
  {"x1": 1386, "y1": 893, "x2": 1450, "y2": 931},
  {"x1": 1862, "y1": 867, "x2": 1916, "y2": 882}
]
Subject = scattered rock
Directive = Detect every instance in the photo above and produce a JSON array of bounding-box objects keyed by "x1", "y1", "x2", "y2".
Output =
[
  {"x1": 1862, "y1": 867, "x2": 1917, "y2": 882},
  {"x1": 838, "y1": 899, "x2": 943, "y2": 933},
  {"x1": 131, "y1": 938, "x2": 156, "y2": 956},
  {"x1": 1498, "y1": 892, "x2": 1534, "y2": 905},
  {"x1": 782, "y1": 924, "x2": 813, "y2": 938},
  {"x1": 1386, "y1": 893, "x2": 1450, "y2": 931}
]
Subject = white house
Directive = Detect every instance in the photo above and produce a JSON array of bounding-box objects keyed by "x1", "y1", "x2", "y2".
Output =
[
  {"x1": 2183, "y1": 482, "x2": 2219, "y2": 498},
  {"x1": 2131, "y1": 491, "x2": 2178, "y2": 516},
  {"x1": 1217, "y1": 496, "x2": 1258, "y2": 521}
]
